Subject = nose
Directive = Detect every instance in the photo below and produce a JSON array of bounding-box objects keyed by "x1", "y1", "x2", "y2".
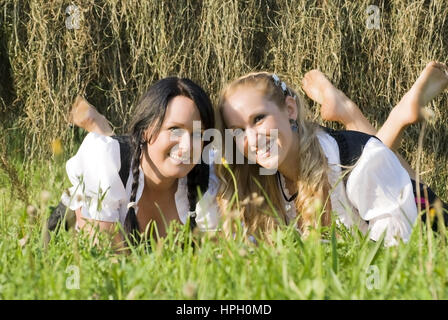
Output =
[
  {"x1": 178, "y1": 131, "x2": 191, "y2": 155},
  {"x1": 245, "y1": 128, "x2": 257, "y2": 153}
]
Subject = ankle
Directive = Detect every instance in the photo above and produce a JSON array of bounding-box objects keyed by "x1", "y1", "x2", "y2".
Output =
[
  {"x1": 74, "y1": 112, "x2": 96, "y2": 131},
  {"x1": 341, "y1": 105, "x2": 364, "y2": 130},
  {"x1": 391, "y1": 101, "x2": 417, "y2": 127}
]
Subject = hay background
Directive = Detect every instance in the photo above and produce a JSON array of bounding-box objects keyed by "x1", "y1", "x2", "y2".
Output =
[{"x1": 0, "y1": 0, "x2": 447, "y2": 197}]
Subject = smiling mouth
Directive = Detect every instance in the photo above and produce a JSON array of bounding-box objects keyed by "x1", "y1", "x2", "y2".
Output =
[
  {"x1": 255, "y1": 138, "x2": 274, "y2": 158},
  {"x1": 169, "y1": 152, "x2": 190, "y2": 163},
  {"x1": 256, "y1": 147, "x2": 271, "y2": 158}
]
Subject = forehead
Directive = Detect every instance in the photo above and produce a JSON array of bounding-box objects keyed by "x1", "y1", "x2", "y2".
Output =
[
  {"x1": 222, "y1": 86, "x2": 278, "y2": 125},
  {"x1": 163, "y1": 95, "x2": 201, "y2": 124}
]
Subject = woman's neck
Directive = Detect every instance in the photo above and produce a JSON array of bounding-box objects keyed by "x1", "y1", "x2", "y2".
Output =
[{"x1": 278, "y1": 132, "x2": 300, "y2": 184}]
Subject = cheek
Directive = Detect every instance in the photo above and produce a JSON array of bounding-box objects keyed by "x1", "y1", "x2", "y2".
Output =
[
  {"x1": 263, "y1": 117, "x2": 278, "y2": 130},
  {"x1": 267, "y1": 116, "x2": 291, "y2": 146},
  {"x1": 258, "y1": 119, "x2": 283, "y2": 148},
  {"x1": 256, "y1": 113, "x2": 284, "y2": 137},
  {"x1": 279, "y1": 126, "x2": 292, "y2": 145},
  {"x1": 147, "y1": 134, "x2": 176, "y2": 160},
  {"x1": 275, "y1": 128, "x2": 293, "y2": 167}
]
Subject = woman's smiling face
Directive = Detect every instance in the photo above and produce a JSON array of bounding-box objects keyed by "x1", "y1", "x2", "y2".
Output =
[
  {"x1": 221, "y1": 85, "x2": 297, "y2": 170},
  {"x1": 144, "y1": 95, "x2": 203, "y2": 179}
]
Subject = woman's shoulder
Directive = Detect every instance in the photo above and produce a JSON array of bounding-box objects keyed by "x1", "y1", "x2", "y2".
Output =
[
  {"x1": 316, "y1": 127, "x2": 382, "y2": 167},
  {"x1": 345, "y1": 137, "x2": 417, "y2": 246},
  {"x1": 62, "y1": 133, "x2": 129, "y2": 222},
  {"x1": 352, "y1": 137, "x2": 396, "y2": 171},
  {"x1": 343, "y1": 137, "x2": 406, "y2": 198},
  {"x1": 315, "y1": 128, "x2": 341, "y2": 166},
  {"x1": 75, "y1": 132, "x2": 122, "y2": 159},
  {"x1": 66, "y1": 133, "x2": 125, "y2": 176}
]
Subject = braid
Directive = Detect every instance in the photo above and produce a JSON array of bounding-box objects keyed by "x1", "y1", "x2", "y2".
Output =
[
  {"x1": 123, "y1": 77, "x2": 215, "y2": 241},
  {"x1": 186, "y1": 162, "x2": 210, "y2": 230},
  {"x1": 123, "y1": 136, "x2": 142, "y2": 245}
]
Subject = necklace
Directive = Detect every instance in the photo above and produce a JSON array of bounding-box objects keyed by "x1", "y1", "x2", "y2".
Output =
[{"x1": 276, "y1": 171, "x2": 298, "y2": 203}]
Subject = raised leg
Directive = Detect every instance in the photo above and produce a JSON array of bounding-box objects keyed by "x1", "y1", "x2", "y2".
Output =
[
  {"x1": 376, "y1": 61, "x2": 448, "y2": 149},
  {"x1": 301, "y1": 61, "x2": 448, "y2": 150},
  {"x1": 300, "y1": 63, "x2": 443, "y2": 181},
  {"x1": 302, "y1": 64, "x2": 448, "y2": 222},
  {"x1": 301, "y1": 70, "x2": 377, "y2": 136}
]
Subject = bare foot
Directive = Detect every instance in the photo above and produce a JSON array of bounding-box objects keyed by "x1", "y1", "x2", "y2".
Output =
[
  {"x1": 393, "y1": 61, "x2": 448, "y2": 126},
  {"x1": 70, "y1": 95, "x2": 113, "y2": 135},
  {"x1": 70, "y1": 95, "x2": 95, "y2": 128},
  {"x1": 301, "y1": 70, "x2": 363, "y2": 126}
]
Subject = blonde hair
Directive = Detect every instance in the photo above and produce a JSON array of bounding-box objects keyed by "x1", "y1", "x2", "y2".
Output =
[{"x1": 217, "y1": 72, "x2": 331, "y2": 239}]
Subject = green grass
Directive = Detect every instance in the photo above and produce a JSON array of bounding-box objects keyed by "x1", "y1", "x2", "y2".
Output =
[
  {"x1": 0, "y1": 155, "x2": 447, "y2": 300},
  {"x1": 1, "y1": 0, "x2": 448, "y2": 300}
]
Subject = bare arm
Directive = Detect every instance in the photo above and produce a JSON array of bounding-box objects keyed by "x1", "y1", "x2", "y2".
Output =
[{"x1": 75, "y1": 209, "x2": 125, "y2": 252}]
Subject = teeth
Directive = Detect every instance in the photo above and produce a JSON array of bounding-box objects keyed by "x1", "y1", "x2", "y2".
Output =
[
  {"x1": 257, "y1": 141, "x2": 272, "y2": 157},
  {"x1": 257, "y1": 147, "x2": 271, "y2": 157},
  {"x1": 169, "y1": 153, "x2": 189, "y2": 162},
  {"x1": 257, "y1": 144, "x2": 271, "y2": 153}
]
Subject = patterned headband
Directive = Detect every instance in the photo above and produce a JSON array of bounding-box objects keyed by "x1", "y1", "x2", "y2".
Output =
[{"x1": 271, "y1": 74, "x2": 294, "y2": 98}]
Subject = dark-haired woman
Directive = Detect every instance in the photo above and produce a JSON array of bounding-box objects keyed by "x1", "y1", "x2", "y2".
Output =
[{"x1": 61, "y1": 77, "x2": 219, "y2": 248}]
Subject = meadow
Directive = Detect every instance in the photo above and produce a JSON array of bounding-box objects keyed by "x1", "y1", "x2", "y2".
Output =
[{"x1": 1, "y1": 0, "x2": 448, "y2": 299}]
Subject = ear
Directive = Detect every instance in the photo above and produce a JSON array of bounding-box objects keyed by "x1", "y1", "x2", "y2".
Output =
[{"x1": 285, "y1": 95, "x2": 298, "y2": 121}]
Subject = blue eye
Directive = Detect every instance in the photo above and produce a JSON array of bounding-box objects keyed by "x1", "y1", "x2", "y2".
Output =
[
  {"x1": 254, "y1": 115, "x2": 265, "y2": 124},
  {"x1": 169, "y1": 127, "x2": 184, "y2": 136}
]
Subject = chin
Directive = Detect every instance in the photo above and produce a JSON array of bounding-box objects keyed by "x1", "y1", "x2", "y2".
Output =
[
  {"x1": 164, "y1": 163, "x2": 194, "y2": 178},
  {"x1": 256, "y1": 155, "x2": 280, "y2": 171}
]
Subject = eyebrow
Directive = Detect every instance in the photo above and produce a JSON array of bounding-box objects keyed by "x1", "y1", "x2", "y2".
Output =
[
  {"x1": 164, "y1": 121, "x2": 204, "y2": 131},
  {"x1": 164, "y1": 121, "x2": 187, "y2": 127},
  {"x1": 228, "y1": 110, "x2": 266, "y2": 129}
]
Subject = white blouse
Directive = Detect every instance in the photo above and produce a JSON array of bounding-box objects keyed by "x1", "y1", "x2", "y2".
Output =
[
  {"x1": 61, "y1": 132, "x2": 220, "y2": 231},
  {"x1": 279, "y1": 130, "x2": 418, "y2": 247}
]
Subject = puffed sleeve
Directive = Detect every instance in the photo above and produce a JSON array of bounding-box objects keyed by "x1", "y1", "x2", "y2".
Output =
[
  {"x1": 194, "y1": 148, "x2": 221, "y2": 231},
  {"x1": 60, "y1": 132, "x2": 128, "y2": 222},
  {"x1": 345, "y1": 138, "x2": 418, "y2": 247}
]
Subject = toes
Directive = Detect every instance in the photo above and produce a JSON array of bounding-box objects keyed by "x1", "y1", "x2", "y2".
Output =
[
  {"x1": 304, "y1": 69, "x2": 319, "y2": 79},
  {"x1": 426, "y1": 61, "x2": 448, "y2": 77},
  {"x1": 426, "y1": 61, "x2": 438, "y2": 68},
  {"x1": 435, "y1": 62, "x2": 448, "y2": 78},
  {"x1": 303, "y1": 69, "x2": 324, "y2": 86}
]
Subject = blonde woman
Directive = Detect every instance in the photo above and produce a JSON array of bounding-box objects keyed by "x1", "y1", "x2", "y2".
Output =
[{"x1": 218, "y1": 62, "x2": 448, "y2": 246}]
